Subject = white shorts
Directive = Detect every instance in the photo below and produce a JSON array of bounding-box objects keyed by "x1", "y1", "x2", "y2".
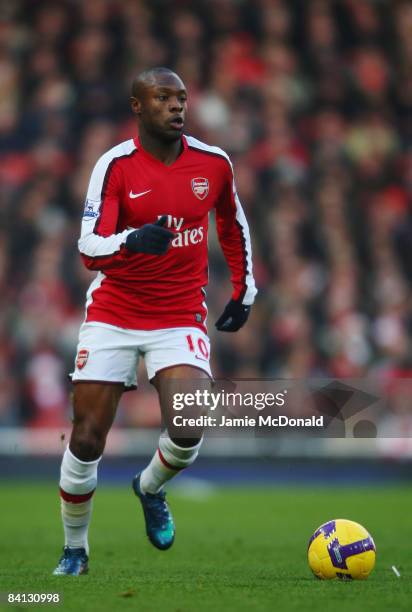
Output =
[{"x1": 71, "y1": 322, "x2": 212, "y2": 389}]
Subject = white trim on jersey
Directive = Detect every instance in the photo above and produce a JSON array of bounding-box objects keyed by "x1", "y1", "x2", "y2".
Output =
[
  {"x1": 186, "y1": 135, "x2": 257, "y2": 306},
  {"x1": 233, "y1": 190, "x2": 257, "y2": 305},
  {"x1": 84, "y1": 271, "x2": 106, "y2": 321},
  {"x1": 201, "y1": 286, "x2": 208, "y2": 329},
  {"x1": 186, "y1": 135, "x2": 232, "y2": 165},
  {"x1": 78, "y1": 139, "x2": 137, "y2": 258}
]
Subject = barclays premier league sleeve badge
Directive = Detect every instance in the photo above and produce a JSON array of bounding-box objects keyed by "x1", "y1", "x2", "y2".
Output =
[{"x1": 83, "y1": 199, "x2": 100, "y2": 218}]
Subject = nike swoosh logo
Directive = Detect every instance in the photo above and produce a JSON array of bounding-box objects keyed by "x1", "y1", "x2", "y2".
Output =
[{"x1": 129, "y1": 189, "x2": 152, "y2": 199}]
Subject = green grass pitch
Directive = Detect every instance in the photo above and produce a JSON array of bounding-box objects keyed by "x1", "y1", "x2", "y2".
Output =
[{"x1": 1, "y1": 482, "x2": 411, "y2": 611}]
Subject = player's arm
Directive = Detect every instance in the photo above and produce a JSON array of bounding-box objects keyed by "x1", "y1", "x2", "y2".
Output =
[
  {"x1": 78, "y1": 154, "x2": 173, "y2": 271},
  {"x1": 214, "y1": 160, "x2": 257, "y2": 332}
]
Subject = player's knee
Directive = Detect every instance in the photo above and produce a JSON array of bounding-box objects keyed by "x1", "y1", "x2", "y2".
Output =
[
  {"x1": 70, "y1": 427, "x2": 106, "y2": 461},
  {"x1": 170, "y1": 437, "x2": 202, "y2": 448}
]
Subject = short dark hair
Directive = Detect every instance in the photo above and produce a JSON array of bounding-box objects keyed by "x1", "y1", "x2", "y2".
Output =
[{"x1": 131, "y1": 67, "x2": 176, "y2": 97}]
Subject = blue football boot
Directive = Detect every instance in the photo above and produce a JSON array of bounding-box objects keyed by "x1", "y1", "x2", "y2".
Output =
[
  {"x1": 52, "y1": 546, "x2": 89, "y2": 576},
  {"x1": 132, "y1": 473, "x2": 175, "y2": 550}
]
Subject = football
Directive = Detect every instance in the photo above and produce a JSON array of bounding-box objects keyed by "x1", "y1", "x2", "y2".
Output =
[{"x1": 308, "y1": 519, "x2": 376, "y2": 580}]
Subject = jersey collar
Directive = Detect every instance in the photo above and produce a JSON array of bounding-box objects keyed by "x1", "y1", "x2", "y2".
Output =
[{"x1": 133, "y1": 134, "x2": 188, "y2": 167}]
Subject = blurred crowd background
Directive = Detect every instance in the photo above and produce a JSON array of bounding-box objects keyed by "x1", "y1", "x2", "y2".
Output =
[{"x1": 1, "y1": 0, "x2": 412, "y2": 431}]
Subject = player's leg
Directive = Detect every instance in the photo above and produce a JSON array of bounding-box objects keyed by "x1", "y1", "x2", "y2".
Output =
[
  {"x1": 133, "y1": 361, "x2": 210, "y2": 550},
  {"x1": 140, "y1": 365, "x2": 208, "y2": 494},
  {"x1": 54, "y1": 321, "x2": 139, "y2": 573},
  {"x1": 138, "y1": 327, "x2": 212, "y2": 496},
  {"x1": 54, "y1": 383, "x2": 123, "y2": 575}
]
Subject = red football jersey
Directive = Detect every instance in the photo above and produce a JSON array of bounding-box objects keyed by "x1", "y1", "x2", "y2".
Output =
[{"x1": 79, "y1": 134, "x2": 256, "y2": 332}]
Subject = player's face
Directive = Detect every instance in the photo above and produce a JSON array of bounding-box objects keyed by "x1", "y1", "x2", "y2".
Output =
[{"x1": 132, "y1": 74, "x2": 188, "y2": 142}]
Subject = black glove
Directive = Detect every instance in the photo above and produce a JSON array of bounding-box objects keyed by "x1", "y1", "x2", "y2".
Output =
[
  {"x1": 215, "y1": 299, "x2": 251, "y2": 332},
  {"x1": 125, "y1": 215, "x2": 174, "y2": 255}
]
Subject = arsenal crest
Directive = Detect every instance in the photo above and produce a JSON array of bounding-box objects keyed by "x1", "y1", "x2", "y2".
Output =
[
  {"x1": 76, "y1": 349, "x2": 89, "y2": 370},
  {"x1": 191, "y1": 177, "x2": 209, "y2": 200}
]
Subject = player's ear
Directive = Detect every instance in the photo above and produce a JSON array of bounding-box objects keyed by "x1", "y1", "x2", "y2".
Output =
[{"x1": 130, "y1": 96, "x2": 142, "y2": 115}]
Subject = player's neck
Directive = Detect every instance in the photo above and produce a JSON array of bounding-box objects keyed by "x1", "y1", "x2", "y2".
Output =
[{"x1": 138, "y1": 130, "x2": 183, "y2": 166}]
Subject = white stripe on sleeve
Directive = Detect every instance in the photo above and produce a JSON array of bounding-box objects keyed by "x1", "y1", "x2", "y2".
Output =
[
  {"x1": 234, "y1": 189, "x2": 257, "y2": 306},
  {"x1": 186, "y1": 136, "x2": 257, "y2": 305},
  {"x1": 78, "y1": 139, "x2": 136, "y2": 258}
]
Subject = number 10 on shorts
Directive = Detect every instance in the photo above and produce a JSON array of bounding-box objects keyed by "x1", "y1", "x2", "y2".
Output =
[{"x1": 186, "y1": 334, "x2": 209, "y2": 360}]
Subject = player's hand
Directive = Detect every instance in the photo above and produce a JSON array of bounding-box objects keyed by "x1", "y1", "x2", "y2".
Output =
[
  {"x1": 125, "y1": 216, "x2": 174, "y2": 255},
  {"x1": 215, "y1": 299, "x2": 251, "y2": 332}
]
